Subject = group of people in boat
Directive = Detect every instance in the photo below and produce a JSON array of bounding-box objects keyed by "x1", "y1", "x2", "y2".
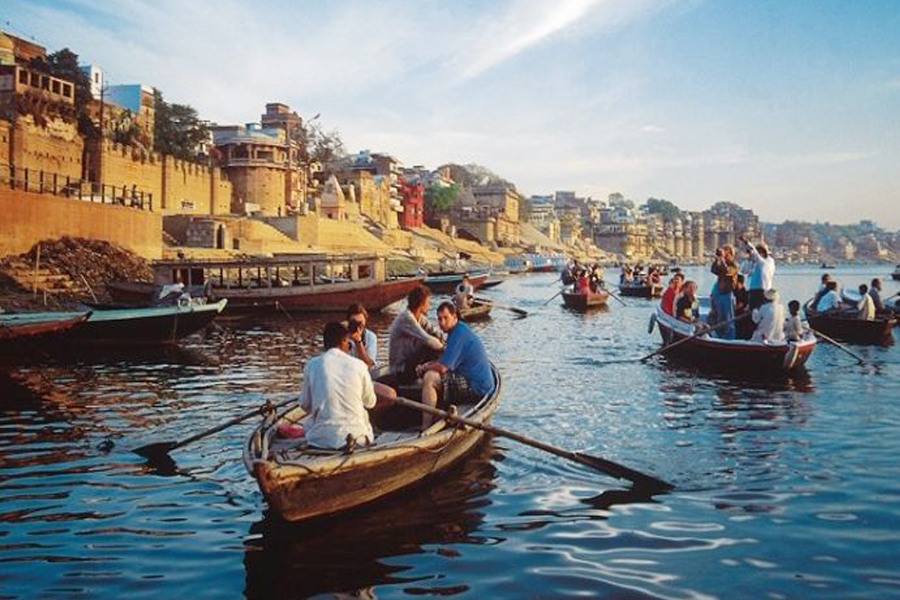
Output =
[
  {"x1": 812, "y1": 274, "x2": 894, "y2": 320},
  {"x1": 659, "y1": 235, "x2": 806, "y2": 343},
  {"x1": 562, "y1": 260, "x2": 606, "y2": 295},
  {"x1": 619, "y1": 264, "x2": 663, "y2": 289},
  {"x1": 294, "y1": 284, "x2": 494, "y2": 451}
]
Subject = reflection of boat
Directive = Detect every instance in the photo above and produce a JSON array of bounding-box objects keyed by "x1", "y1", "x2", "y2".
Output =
[
  {"x1": 423, "y1": 271, "x2": 488, "y2": 294},
  {"x1": 458, "y1": 300, "x2": 492, "y2": 322},
  {"x1": 653, "y1": 304, "x2": 816, "y2": 372},
  {"x1": 618, "y1": 282, "x2": 663, "y2": 298},
  {"x1": 562, "y1": 290, "x2": 608, "y2": 311},
  {"x1": 108, "y1": 254, "x2": 423, "y2": 315},
  {"x1": 804, "y1": 299, "x2": 894, "y2": 345},
  {"x1": 0, "y1": 301, "x2": 227, "y2": 345},
  {"x1": 243, "y1": 365, "x2": 502, "y2": 522},
  {"x1": 0, "y1": 312, "x2": 90, "y2": 351}
]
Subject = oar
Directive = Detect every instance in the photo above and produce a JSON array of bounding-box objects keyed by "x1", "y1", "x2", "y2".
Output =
[
  {"x1": 133, "y1": 398, "x2": 296, "y2": 459},
  {"x1": 474, "y1": 297, "x2": 528, "y2": 318},
  {"x1": 393, "y1": 397, "x2": 673, "y2": 492},
  {"x1": 638, "y1": 311, "x2": 751, "y2": 362},
  {"x1": 603, "y1": 285, "x2": 627, "y2": 307},
  {"x1": 542, "y1": 289, "x2": 564, "y2": 306},
  {"x1": 800, "y1": 319, "x2": 866, "y2": 365}
]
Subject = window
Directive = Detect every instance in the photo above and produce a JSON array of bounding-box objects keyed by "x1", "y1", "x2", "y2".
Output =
[
  {"x1": 52, "y1": 80, "x2": 60, "y2": 94},
  {"x1": 30, "y1": 72, "x2": 39, "y2": 87},
  {"x1": 18, "y1": 69, "x2": 28, "y2": 85},
  {"x1": 62, "y1": 84, "x2": 72, "y2": 98},
  {"x1": 41, "y1": 75, "x2": 50, "y2": 90}
]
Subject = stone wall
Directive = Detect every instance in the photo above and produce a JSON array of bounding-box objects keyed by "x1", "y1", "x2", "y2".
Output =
[
  {"x1": 5, "y1": 116, "x2": 82, "y2": 179},
  {"x1": 228, "y1": 166, "x2": 284, "y2": 216},
  {"x1": 0, "y1": 187, "x2": 162, "y2": 259}
]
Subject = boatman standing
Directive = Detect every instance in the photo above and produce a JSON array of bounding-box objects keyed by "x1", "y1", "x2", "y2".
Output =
[
  {"x1": 739, "y1": 235, "x2": 776, "y2": 310},
  {"x1": 298, "y1": 322, "x2": 377, "y2": 450},
  {"x1": 416, "y1": 301, "x2": 494, "y2": 431}
]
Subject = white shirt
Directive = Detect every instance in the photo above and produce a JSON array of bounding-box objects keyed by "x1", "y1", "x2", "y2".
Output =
[
  {"x1": 752, "y1": 301, "x2": 785, "y2": 343},
  {"x1": 784, "y1": 314, "x2": 804, "y2": 341},
  {"x1": 298, "y1": 348, "x2": 377, "y2": 449},
  {"x1": 817, "y1": 290, "x2": 843, "y2": 313},
  {"x1": 857, "y1": 294, "x2": 875, "y2": 320},
  {"x1": 747, "y1": 246, "x2": 775, "y2": 291}
]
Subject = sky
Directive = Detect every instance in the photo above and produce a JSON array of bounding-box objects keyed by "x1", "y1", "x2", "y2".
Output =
[{"x1": 3, "y1": 0, "x2": 899, "y2": 228}]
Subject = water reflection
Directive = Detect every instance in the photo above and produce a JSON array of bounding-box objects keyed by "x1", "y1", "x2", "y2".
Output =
[{"x1": 243, "y1": 440, "x2": 500, "y2": 600}]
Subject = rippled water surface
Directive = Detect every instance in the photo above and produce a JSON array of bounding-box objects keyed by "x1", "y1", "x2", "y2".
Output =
[{"x1": 1, "y1": 265, "x2": 899, "y2": 599}]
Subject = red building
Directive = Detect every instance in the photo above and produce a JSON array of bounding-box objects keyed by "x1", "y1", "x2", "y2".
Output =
[{"x1": 400, "y1": 179, "x2": 424, "y2": 229}]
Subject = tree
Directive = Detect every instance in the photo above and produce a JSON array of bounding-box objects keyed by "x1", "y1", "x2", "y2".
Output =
[
  {"x1": 424, "y1": 183, "x2": 459, "y2": 217},
  {"x1": 518, "y1": 196, "x2": 533, "y2": 222},
  {"x1": 153, "y1": 89, "x2": 209, "y2": 160},
  {"x1": 30, "y1": 48, "x2": 97, "y2": 137},
  {"x1": 644, "y1": 197, "x2": 681, "y2": 221}
]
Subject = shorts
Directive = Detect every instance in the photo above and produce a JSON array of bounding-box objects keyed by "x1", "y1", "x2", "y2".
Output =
[{"x1": 442, "y1": 372, "x2": 482, "y2": 407}]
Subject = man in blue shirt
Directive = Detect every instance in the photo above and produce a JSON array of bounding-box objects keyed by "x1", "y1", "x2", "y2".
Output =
[{"x1": 415, "y1": 301, "x2": 494, "y2": 430}]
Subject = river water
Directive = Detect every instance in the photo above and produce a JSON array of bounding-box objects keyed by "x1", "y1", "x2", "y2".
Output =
[{"x1": 1, "y1": 265, "x2": 898, "y2": 600}]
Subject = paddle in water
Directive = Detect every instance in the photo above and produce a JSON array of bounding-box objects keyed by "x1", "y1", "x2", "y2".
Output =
[
  {"x1": 474, "y1": 297, "x2": 528, "y2": 318},
  {"x1": 393, "y1": 397, "x2": 674, "y2": 492}
]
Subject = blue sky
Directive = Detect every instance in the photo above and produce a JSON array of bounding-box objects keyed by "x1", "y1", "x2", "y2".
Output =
[{"x1": 4, "y1": 0, "x2": 899, "y2": 227}]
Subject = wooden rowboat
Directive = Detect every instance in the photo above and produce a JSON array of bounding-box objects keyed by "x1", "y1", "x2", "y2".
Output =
[
  {"x1": 458, "y1": 300, "x2": 492, "y2": 322},
  {"x1": 562, "y1": 290, "x2": 608, "y2": 311},
  {"x1": 243, "y1": 365, "x2": 502, "y2": 522},
  {"x1": 804, "y1": 300, "x2": 894, "y2": 345},
  {"x1": 653, "y1": 305, "x2": 817, "y2": 372},
  {"x1": 618, "y1": 282, "x2": 663, "y2": 298},
  {"x1": 0, "y1": 300, "x2": 227, "y2": 346},
  {"x1": 0, "y1": 312, "x2": 90, "y2": 351}
]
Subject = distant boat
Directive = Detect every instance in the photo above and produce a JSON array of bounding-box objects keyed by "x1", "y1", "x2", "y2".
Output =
[
  {"x1": 423, "y1": 272, "x2": 488, "y2": 295},
  {"x1": 618, "y1": 281, "x2": 663, "y2": 298},
  {"x1": 458, "y1": 300, "x2": 492, "y2": 322},
  {"x1": 821, "y1": 263, "x2": 835, "y2": 269},
  {"x1": 562, "y1": 290, "x2": 609, "y2": 311}
]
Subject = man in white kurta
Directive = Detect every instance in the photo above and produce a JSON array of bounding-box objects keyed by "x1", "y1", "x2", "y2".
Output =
[
  {"x1": 752, "y1": 289, "x2": 786, "y2": 343},
  {"x1": 299, "y1": 322, "x2": 377, "y2": 449}
]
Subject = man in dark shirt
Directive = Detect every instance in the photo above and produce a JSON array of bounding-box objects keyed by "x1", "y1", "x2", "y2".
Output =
[
  {"x1": 676, "y1": 281, "x2": 700, "y2": 323},
  {"x1": 710, "y1": 246, "x2": 738, "y2": 339},
  {"x1": 416, "y1": 301, "x2": 494, "y2": 430},
  {"x1": 733, "y1": 274, "x2": 752, "y2": 339}
]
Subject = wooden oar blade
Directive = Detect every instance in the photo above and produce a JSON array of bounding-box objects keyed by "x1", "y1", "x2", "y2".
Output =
[
  {"x1": 572, "y1": 451, "x2": 675, "y2": 492},
  {"x1": 133, "y1": 441, "x2": 178, "y2": 459}
]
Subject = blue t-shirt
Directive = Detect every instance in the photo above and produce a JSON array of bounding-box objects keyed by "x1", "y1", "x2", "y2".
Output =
[{"x1": 440, "y1": 322, "x2": 494, "y2": 396}]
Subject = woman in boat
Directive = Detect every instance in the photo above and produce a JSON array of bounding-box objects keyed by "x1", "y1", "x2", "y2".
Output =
[
  {"x1": 387, "y1": 285, "x2": 444, "y2": 384},
  {"x1": 710, "y1": 246, "x2": 739, "y2": 339},
  {"x1": 415, "y1": 301, "x2": 494, "y2": 430},
  {"x1": 660, "y1": 273, "x2": 684, "y2": 316}
]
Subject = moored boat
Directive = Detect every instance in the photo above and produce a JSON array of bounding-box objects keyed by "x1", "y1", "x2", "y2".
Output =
[
  {"x1": 423, "y1": 271, "x2": 488, "y2": 295},
  {"x1": 458, "y1": 300, "x2": 492, "y2": 322},
  {"x1": 618, "y1": 282, "x2": 663, "y2": 298},
  {"x1": 108, "y1": 254, "x2": 423, "y2": 315},
  {"x1": 0, "y1": 300, "x2": 227, "y2": 346},
  {"x1": 562, "y1": 290, "x2": 608, "y2": 311},
  {"x1": 804, "y1": 300, "x2": 894, "y2": 345},
  {"x1": 653, "y1": 304, "x2": 816, "y2": 372},
  {"x1": 243, "y1": 365, "x2": 502, "y2": 522},
  {"x1": 0, "y1": 311, "x2": 90, "y2": 351}
]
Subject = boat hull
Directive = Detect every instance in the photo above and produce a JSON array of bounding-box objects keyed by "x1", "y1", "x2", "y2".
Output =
[
  {"x1": 562, "y1": 291, "x2": 608, "y2": 310},
  {"x1": 618, "y1": 284, "x2": 662, "y2": 298},
  {"x1": 655, "y1": 307, "x2": 816, "y2": 372},
  {"x1": 804, "y1": 312, "x2": 894, "y2": 345},
  {"x1": 424, "y1": 273, "x2": 488, "y2": 295},
  {"x1": 0, "y1": 313, "x2": 90, "y2": 352},
  {"x1": 245, "y1": 368, "x2": 502, "y2": 522},
  {"x1": 459, "y1": 301, "x2": 492, "y2": 322}
]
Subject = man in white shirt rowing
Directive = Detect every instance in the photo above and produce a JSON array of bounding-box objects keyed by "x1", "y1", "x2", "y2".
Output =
[
  {"x1": 751, "y1": 288, "x2": 785, "y2": 343},
  {"x1": 298, "y1": 322, "x2": 377, "y2": 450}
]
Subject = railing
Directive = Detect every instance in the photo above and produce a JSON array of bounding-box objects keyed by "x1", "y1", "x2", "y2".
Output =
[{"x1": 0, "y1": 164, "x2": 153, "y2": 211}]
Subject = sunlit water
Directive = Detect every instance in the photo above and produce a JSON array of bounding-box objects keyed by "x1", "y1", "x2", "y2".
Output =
[{"x1": 1, "y1": 265, "x2": 899, "y2": 599}]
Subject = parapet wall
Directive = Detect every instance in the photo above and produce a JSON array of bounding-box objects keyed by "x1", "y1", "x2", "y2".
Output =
[
  {"x1": 3, "y1": 116, "x2": 82, "y2": 179},
  {"x1": 0, "y1": 187, "x2": 162, "y2": 259}
]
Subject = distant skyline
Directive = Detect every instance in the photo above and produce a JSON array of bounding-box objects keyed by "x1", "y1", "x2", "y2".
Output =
[{"x1": 4, "y1": 0, "x2": 899, "y2": 228}]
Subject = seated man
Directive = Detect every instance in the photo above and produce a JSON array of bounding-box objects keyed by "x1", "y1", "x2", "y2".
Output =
[
  {"x1": 752, "y1": 289, "x2": 785, "y2": 343},
  {"x1": 784, "y1": 299, "x2": 804, "y2": 342},
  {"x1": 868, "y1": 279, "x2": 886, "y2": 314},
  {"x1": 454, "y1": 274, "x2": 474, "y2": 310},
  {"x1": 675, "y1": 280, "x2": 700, "y2": 324},
  {"x1": 816, "y1": 280, "x2": 843, "y2": 314},
  {"x1": 346, "y1": 303, "x2": 396, "y2": 409},
  {"x1": 387, "y1": 284, "x2": 444, "y2": 383},
  {"x1": 416, "y1": 301, "x2": 494, "y2": 430},
  {"x1": 298, "y1": 322, "x2": 377, "y2": 450},
  {"x1": 660, "y1": 273, "x2": 684, "y2": 316},
  {"x1": 857, "y1": 284, "x2": 875, "y2": 321}
]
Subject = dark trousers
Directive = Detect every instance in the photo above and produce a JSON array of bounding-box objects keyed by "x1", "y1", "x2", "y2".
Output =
[{"x1": 748, "y1": 289, "x2": 765, "y2": 310}]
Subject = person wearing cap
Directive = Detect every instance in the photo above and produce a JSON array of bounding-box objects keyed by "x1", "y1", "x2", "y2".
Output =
[
  {"x1": 751, "y1": 289, "x2": 785, "y2": 343},
  {"x1": 739, "y1": 234, "x2": 776, "y2": 310},
  {"x1": 298, "y1": 322, "x2": 377, "y2": 450}
]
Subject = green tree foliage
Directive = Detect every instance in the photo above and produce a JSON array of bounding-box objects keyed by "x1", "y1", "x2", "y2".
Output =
[
  {"x1": 608, "y1": 192, "x2": 634, "y2": 209},
  {"x1": 153, "y1": 89, "x2": 209, "y2": 161},
  {"x1": 30, "y1": 48, "x2": 97, "y2": 137},
  {"x1": 644, "y1": 197, "x2": 682, "y2": 221},
  {"x1": 424, "y1": 183, "x2": 459, "y2": 216},
  {"x1": 518, "y1": 196, "x2": 533, "y2": 222}
]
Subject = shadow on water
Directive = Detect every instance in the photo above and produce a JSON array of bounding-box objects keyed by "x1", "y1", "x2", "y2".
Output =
[
  {"x1": 656, "y1": 354, "x2": 816, "y2": 393},
  {"x1": 243, "y1": 440, "x2": 502, "y2": 600}
]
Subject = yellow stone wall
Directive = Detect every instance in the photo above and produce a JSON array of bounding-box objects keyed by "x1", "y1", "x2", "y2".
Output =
[
  {"x1": 6, "y1": 116, "x2": 82, "y2": 179},
  {"x1": 228, "y1": 166, "x2": 285, "y2": 216},
  {"x1": 0, "y1": 187, "x2": 162, "y2": 259}
]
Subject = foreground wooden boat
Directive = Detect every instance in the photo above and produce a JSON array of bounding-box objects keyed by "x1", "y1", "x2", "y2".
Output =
[
  {"x1": 243, "y1": 366, "x2": 502, "y2": 522},
  {"x1": 0, "y1": 300, "x2": 227, "y2": 346},
  {"x1": 618, "y1": 282, "x2": 663, "y2": 298},
  {"x1": 804, "y1": 300, "x2": 894, "y2": 345},
  {"x1": 654, "y1": 305, "x2": 816, "y2": 372},
  {"x1": 562, "y1": 290, "x2": 609, "y2": 311},
  {"x1": 423, "y1": 272, "x2": 488, "y2": 295},
  {"x1": 108, "y1": 254, "x2": 423, "y2": 315},
  {"x1": 458, "y1": 300, "x2": 492, "y2": 322},
  {"x1": 0, "y1": 312, "x2": 90, "y2": 351}
]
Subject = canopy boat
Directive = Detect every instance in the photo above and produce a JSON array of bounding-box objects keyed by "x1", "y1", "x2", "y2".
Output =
[
  {"x1": 618, "y1": 281, "x2": 663, "y2": 298},
  {"x1": 108, "y1": 254, "x2": 423, "y2": 315},
  {"x1": 562, "y1": 290, "x2": 609, "y2": 311},
  {"x1": 423, "y1": 271, "x2": 488, "y2": 295},
  {"x1": 458, "y1": 300, "x2": 492, "y2": 322},
  {"x1": 0, "y1": 311, "x2": 90, "y2": 351},
  {"x1": 803, "y1": 299, "x2": 894, "y2": 345},
  {"x1": 243, "y1": 365, "x2": 502, "y2": 522},
  {"x1": 653, "y1": 304, "x2": 816, "y2": 372},
  {"x1": 0, "y1": 300, "x2": 227, "y2": 346}
]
